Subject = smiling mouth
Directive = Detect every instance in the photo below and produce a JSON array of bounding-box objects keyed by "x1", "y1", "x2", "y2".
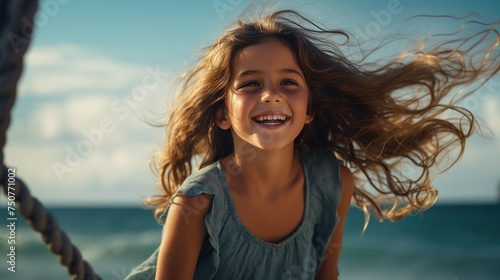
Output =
[{"x1": 252, "y1": 114, "x2": 290, "y2": 126}]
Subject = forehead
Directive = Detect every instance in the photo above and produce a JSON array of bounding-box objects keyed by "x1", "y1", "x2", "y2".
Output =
[{"x1": 232, "y1": 38, "x2": 302, "y2": 75}]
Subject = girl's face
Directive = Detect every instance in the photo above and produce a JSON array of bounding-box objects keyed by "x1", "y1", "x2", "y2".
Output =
[{"x1": 221, "y1": 38, "x2": 313, "y2": 151}]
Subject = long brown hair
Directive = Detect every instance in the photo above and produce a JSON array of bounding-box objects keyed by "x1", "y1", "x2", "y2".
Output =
[{"x1": 147, "y1": 10, "x2": 500, "y2": 225}]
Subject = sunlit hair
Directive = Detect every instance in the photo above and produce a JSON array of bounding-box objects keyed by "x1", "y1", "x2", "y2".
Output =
[{"x1": 147, "y1": 10, "x2": 500, "y2": 227}]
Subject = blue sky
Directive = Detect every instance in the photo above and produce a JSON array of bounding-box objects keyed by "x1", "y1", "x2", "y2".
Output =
[{"x1": 3, "y1": 0, "x2": 500, "y2": 206}]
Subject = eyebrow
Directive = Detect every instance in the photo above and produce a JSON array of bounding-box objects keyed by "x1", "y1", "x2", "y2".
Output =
[{"x1": 235, "y1": 68, "x2": 304, "y2": 79}]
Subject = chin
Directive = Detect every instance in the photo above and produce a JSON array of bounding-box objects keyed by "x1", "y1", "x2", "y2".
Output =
[{"x1": 252, "y1": 140, "x2": 295, "y2": 151}]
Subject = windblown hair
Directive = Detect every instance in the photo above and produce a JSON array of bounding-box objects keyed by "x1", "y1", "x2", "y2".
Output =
[{"x1": 147, "y1": 10, "x2": 500, "y2": 225}]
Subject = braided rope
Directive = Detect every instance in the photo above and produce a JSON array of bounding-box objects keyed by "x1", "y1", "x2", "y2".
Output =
[
  {"x1": 0, "y1": 1, "x2": 102, "y2": 279},
  {"x1": 1, "y1": 168, "x2": 102, "y2": 280}
]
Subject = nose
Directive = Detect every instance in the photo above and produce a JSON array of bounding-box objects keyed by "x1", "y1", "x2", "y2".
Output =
[{"x1": 261, "y1": 85, "x2": 282, "y2": 103}]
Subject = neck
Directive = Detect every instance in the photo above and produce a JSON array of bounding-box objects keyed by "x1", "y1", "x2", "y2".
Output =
[{"x1": 224, "y1": 142, "x2": 300, "y2": 198}]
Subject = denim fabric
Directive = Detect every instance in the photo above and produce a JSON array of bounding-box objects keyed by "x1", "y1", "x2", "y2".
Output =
[{"x1": 125, "y1": 149, "x2": 343, "y2": 280}]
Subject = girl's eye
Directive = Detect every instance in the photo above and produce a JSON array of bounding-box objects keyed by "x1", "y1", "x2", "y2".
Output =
[
  {"x1": 281, "y1": 79, "x2": 298, "y2": 86},
  {"x1": 241, "y1": 81, "x2": 260, "y2": 87}
]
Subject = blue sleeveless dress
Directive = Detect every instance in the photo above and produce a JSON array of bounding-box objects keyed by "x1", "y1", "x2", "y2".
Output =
[{"x1": 125, "y1": 150, "x2": 343, "y2": 280}]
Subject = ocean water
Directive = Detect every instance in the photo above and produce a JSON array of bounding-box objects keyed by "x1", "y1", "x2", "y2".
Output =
[{"x1": 1, "y1": 204, "x2": 499, "y2": 280}]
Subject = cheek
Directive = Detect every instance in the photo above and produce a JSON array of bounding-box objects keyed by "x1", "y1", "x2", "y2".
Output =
[
  {"x1": 228, "y1": 95, "x2": 251, "y2": 117},
  {"x1": 225, "y1": 94, "x2": 236, "y2": 115},
  {"x1": 290, "y1": 93, "x2": 309, "y2": 111}
]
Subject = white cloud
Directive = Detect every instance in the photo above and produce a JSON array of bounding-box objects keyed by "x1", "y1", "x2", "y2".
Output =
[
  {"x1": 34, "y1": 104, "x2": 61, "y2": 139},
  {"x1": 436, "y1": 94, "x2": 500, "y2": 203},
  {"x1": 436, "y1": 136, "x2": 500, "y2": 203},
  {"x1": 19, "y1": 44, "x2": 147, "y2": 95},
  {"x1": 30, "y1": 94, "x2": 114, "y2": 140},
  {"x1": 62, "y1": 94, "x2": 115, "y2": 133},
  {"x1": 484, "y1": 97, "x2": 500, "y2": 140},
  {"x1": 5, "y1": 117, "x2": 160, "y2": 206},
  {"x1": 5, "y1": 44, "x2": 172, "y2": 206}
]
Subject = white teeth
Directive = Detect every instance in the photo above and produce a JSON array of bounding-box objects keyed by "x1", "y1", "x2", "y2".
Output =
[{"x1": 255, "y1": 115, "x2": 287, "y2": 122}]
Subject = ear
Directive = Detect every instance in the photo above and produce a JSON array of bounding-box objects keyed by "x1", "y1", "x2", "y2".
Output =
[
  {"x1": 305, "y1": 113, "x2": 315, "y2": 124},
  {"x1": 215, "y1": 107, "x2": 231, "y2": 130}
]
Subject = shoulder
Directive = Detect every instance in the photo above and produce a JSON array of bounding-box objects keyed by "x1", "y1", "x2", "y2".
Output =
[
  {"x1": 304, "y1": 149, "x2": 349, "y2": 220},
  {"x1": 165, "y1": 194, "x2": 213, "y2": 236},
  {"x1": 307, "y1": 149, "x2": 353, "y2": 187},
  {"x1": 177, "y1": 161, "x2": 225, "y2": 196},
  {"x1": 158, "y1": 161, "x2": 223, "y2": 224},
  {"x1": 304, "y1": 150, "x2": 354, "y2": 218},
  {"x1": 303, "y1": 149, "x2": 349, "y2": 186},
  {"x1": 161, "y1": 191, "x2": 214, "y2": 242},
  {"x1": 337, "y1": 165, "x2": 354, "y2": 220},
  {"x1": 168, "y1": 193, "x2": 213, "y2": 225},
  {"x1": 339, "y1": 165, "x2": 355, "y2": 194},
  {"x1": 302, "y1": 149, "x2": 340, "y2": 175}
]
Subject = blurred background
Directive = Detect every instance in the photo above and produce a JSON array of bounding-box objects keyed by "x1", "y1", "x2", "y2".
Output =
[{"x1": 1, "y1": 0, "x2": 499, "y2": 279}]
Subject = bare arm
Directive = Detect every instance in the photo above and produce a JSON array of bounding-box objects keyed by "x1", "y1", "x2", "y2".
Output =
[
  {"x1": 316, "y1": 165, "x2": 355, "y2": 280},
  {"x1": 155, "y1": 194, "x2": 212, "y2": 280}
]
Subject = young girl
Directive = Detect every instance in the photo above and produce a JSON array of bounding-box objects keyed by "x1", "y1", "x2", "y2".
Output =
[{"x1": 125, "y1": 9, "x2": 499, "y2": 280}]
